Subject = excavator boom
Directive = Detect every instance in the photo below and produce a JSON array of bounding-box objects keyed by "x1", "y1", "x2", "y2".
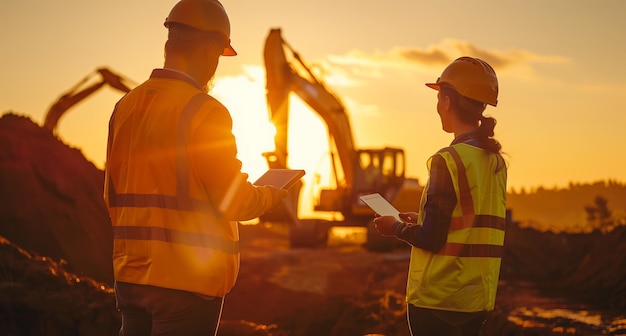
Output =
[
  {"x1": 264, "y1": 28, "x2": 358, "y2": 187},
  {"x1": 43, "y1": 67, "x2": 134, "y2": 132}
]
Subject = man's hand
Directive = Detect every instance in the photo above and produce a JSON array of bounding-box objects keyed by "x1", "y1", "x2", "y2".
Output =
[
  {"x1": 265, "y1": 185, "x2": 289, "y2": 211},
  {"x1": 373, "y1": 215, "x2": 398, "y2": 237}
]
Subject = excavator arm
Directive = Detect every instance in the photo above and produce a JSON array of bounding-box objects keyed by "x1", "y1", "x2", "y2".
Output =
[
  {"x1": 262, "y1": 28, "x2": 422, "y2": 250},
  {"x1": 43, "y1": 67, "x2": 134, "y2": 132},
  {"x1": 264, "y1": 28, "x2": 358, "y2": 188}
]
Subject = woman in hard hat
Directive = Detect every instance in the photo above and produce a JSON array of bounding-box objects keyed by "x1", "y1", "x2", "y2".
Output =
[
  {"x1": 374, "y1": 56, "x2": 507, "y2": 336},
  {"x1": 104, "y1": 1, "x2": 288, "y2": 335}
]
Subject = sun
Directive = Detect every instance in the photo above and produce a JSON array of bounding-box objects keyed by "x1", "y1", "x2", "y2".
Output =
[
  {"x1": 213, "y1": 70, "x2": 334, "y2": 217},
  {"x1": 282, "y1": 95, "x2": 335, "y2": 217}
]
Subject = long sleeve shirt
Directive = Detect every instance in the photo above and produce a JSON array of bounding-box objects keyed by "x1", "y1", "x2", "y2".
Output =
[{"x1": 392, "y1": 132, "x2": 483, "y2": 252}]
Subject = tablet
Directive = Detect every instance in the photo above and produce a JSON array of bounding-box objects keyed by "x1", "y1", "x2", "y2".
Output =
[
  {"x1": 253, "y1": 169, "x2": 305, "y2": 189},
  {"x1": 359, "y1": 193, "x2": 400, "y2": 221}
]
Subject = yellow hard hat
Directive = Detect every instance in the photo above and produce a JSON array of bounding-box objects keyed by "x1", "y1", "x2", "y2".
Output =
[
  {"x1": 426, "y1": 56, "x2": 498, "y2": 106},
  {"x1": 164, "y1": 0, "x2": 237, "y2": 56}
]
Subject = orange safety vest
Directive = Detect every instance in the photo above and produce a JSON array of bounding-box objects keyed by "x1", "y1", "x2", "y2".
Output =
[
  {"x1": 407, "y1": 143, "x2": 507, "y2": 312},
  {"x1": 104, "y1": 74, "x2": 247, "y2": 297}
]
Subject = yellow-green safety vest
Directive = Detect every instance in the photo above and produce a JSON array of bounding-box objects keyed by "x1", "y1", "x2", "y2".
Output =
[{"x1": 407, "y1": 143, "x2": 507, "y2": 312}]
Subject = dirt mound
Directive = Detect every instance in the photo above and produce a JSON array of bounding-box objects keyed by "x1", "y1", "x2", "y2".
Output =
[
  {"x1": 502, "y1": 223, "x2": 626, "y2": 309},
  {"x1": 0, "y1": 235, "x2": 118, "y2": 335},
  {"x1": 0, "y1": 113, "x2": 113, "y2": 284}
]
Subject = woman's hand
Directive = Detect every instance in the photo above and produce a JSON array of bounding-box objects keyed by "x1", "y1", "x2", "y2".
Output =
[
  {"x1": 399, "y1": 212, "x2": 418, "y2": 224},
  {"x1": 373, "y1": 215, "x2": 397, "y2": 236}
]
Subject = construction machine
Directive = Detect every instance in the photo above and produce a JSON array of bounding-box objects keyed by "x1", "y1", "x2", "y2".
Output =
[
  {"x1": 43, "y1": 67, "x2": 134, "y2": 133},
  {"x1": 260, "y1": 28, "x2": 423, "y2": 251}
]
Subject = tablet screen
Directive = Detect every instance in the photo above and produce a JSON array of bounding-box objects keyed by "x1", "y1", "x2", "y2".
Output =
[
  {"x1": 359, "y1": 193, "x2": 400, "y2": 220},
  {"x1": 253, "y1": 169, "x2": 305, "y2": 189}
]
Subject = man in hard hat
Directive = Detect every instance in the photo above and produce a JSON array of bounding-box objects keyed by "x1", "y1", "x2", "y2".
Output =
[
  {"x1": 103, "y1": 0, "x2": 289, "y2": 334},
  {"x1": 374, "y1": 56, "x2": 507, "y2": 336}
]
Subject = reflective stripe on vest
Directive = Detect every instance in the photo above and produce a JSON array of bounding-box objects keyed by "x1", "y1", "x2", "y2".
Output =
[
  {"x1": 441, "y1": 215, "x2": 506, "y2": 258},
  {"x1": 113, "y1": 226, "x2": 239, "y2": 254},
  {"x1": 108, "y1": 93, "x2": 237, "y2": 254},
  {"x1": 437, "y1": 147, "x2": 505, "y2": 258}
]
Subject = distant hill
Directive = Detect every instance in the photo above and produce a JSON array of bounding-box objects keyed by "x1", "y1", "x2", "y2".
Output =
[
  {"x1": 507, "y1": 181, "x2": 626, "y2": 232},
  {"x1": 0, "y1": 113, "x2": 113, "y2": 284}
]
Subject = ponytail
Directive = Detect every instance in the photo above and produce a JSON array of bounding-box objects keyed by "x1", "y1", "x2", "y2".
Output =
[{"x1": 477, "y1": 116, "x2": 502, "y2": 153}]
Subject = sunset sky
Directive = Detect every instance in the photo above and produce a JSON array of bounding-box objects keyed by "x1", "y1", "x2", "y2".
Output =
[{"x1": 2, "y1": 1, "x2": 625, "y2": 207}]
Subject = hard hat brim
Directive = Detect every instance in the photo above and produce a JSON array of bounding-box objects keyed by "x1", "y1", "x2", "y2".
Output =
[
  {"x1": 223, "y1": 44, "x2": 237, "y2": 56},
  {"x1": 425, "y1": 83, "x2": 440, "y2": 91}
]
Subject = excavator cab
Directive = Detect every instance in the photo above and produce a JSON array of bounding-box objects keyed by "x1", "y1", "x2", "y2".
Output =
[
  {"x1": 355, "y1": 147, "x2": 406, "y2": 195},
  {"x1": 314, "y1": 147, "x2": 409, "y2": 218}
]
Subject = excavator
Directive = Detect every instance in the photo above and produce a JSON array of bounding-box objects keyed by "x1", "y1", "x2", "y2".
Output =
[
  {"x1": 43, "y1": 67, "x2": 135, "y2": 133},
  {"x1": 260, "y1": 28, "x2": 423, "y2": 251}
]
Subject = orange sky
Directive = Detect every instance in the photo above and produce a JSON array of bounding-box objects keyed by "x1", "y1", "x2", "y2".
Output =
[{"x1": 2, "y1": 1, "x2": 626, "y2": 202}]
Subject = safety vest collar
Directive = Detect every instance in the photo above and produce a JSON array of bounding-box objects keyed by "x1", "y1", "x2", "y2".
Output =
[
  {"x1": 450, "y1": 130, "x2": 488, "y2": 150},
  {"x1": 150, "y1": 68, "x2": 204, "y2": 91}
]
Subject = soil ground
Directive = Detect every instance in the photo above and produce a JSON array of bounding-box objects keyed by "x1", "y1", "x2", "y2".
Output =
[
  {"x1": 217, "y1": 224, "x2": 626, "y2": 336},
  {"x1": 221, "y1": 223, "x2": 412, "y2": 336}
]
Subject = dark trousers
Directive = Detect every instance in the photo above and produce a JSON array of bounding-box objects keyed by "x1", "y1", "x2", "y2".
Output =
[
  {"x1": 408, "y1": 304, "x2": 488, "y2": 336},
  {"x1": 115, "y1": 281, "x2": 224, "y2": 336}
]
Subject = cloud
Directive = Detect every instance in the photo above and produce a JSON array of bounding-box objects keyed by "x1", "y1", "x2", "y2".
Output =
[
  {"x1": 392, "y1": 39, "x2": 571, "y2": 71},
  {"x1": 322, "y1": 39, "x2": 570, "y2": 80},
  {"x1": 440, "y1": 39, "x2": 570, "y2": 70},
  {"x1": 393, "y1": 47, "x2": 450, "y2": 66}
]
